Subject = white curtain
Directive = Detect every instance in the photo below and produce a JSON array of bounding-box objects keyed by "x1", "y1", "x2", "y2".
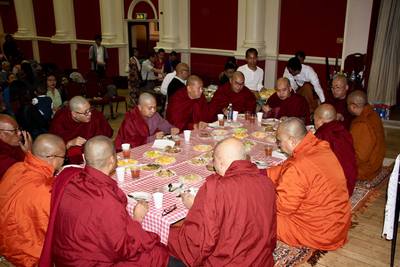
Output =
[{"x1": 367, "y1": 0, "x2": 400, "y2": 106}]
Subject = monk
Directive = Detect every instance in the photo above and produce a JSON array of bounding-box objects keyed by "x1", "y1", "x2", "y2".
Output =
[
  {"x1": 326, "y1": 74, "x2": 354, "y2": 129},
  {"x1": 166, "y1": 75, "x2": 209, "y2": 131},
  {"x1": 314, "y1": 104, "x2": 357, "y2": 196},
  {"x1": 267, "y1": 117, "x2": 351, "y2": 250},
  {"x1": 115, "y1": 92, "x2": 179, "y2": 150},
  {"x1": 167, "y1": 62, "x2": 190, "y2": 97},
  {"x1": 208, "y1": 71, "x2": 256, "y2": 120},
  {"x1": 262, "y1": 77, "x2": 310, "y2": 124},
  {"x1": 0, "y1": 134, "x2": 65, "y2": 266},
  {"x1": 0, "y1": 114, "x2": 32, "y2": 178},
  {"x1": 347, "y1": 90, "x2": 386, "y2": 180},
  {"x1": 169, "y1": 138, "x2": 276, "y2": 266},
  {"x1": 40, "y1": 136, "x2": 168, "y2": 266},
  {"x1": 49, "y1": 96, "x2": 113, "y2": 164}
]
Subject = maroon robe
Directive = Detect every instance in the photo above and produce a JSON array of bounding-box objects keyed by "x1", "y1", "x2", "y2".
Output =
[
  {"x1": 326, "y1": 96, "x2": 354, "y2": 129},
  {"x1": 208, "y1": 83, "x2": 256, "y2": 121},
  {"x1": 166, "y1": 87, "x2": 210, "y2": 131},
  {"x1": 39, "y1": 166, "x2": 168, "y2": 267},
  {"x1": 49, "y1": 106, "x2": 113, "y2": 164},
  {"x1": 266, "y1": 92, "x2": 310, "y2": 124},
  {"x1": 315, "y1": 120, "x2": 357, "y2": 196},
  {"x1": 0, "y1": 139, "x2": 25, "y2": 179},
  {"x1": 168, "y1": 160, "x2": 276, "y2": 266}
]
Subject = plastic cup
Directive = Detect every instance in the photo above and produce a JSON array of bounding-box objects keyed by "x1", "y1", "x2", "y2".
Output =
[
  {"x1": 217, "y1": 114, "x2": 224, "y2": 126},
  {"x1": 232, "y1": 111, "x2": 239, "y2": 121},
  {"x1": 121, "y1": 143, "x2": 131, "y2": 159},
  {"x1": 116, "y1": 167, "x2": 125, "y2": 183},
  {"x1": 153, "y1": 192, "x2": 163, "y2": 209},
  {"x1": 265, "y1": 144, "x2": 273, "y2": 157},
  {"x1": 173, "y1": 135, "x2": 181, "y2": 147},
  {"x1": 245, "y1": 111, "x2": 251, "y2": 121},
  {"x1": 130, "y1": 165, "x2": 140, "y2": 179},
  {"x1": 250, "y1": 114, "x2": 256, "y2": 123},
  {"x1": 184, "y1": 130, "x2": 191, "y2": 143},
  {"x1": 256, "y1": 112, "x2": 263, "y2": 123}
]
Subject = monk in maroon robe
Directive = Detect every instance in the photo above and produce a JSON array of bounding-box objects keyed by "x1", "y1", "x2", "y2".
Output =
[
  {"x1": 49, "y1": 96, "x2": 113, "y2": 164},
  {"x1": 39, "y1": 136, "x2": 168, "y2": 267},
  {"x1": 115, "y1": 93, "x2": 179, "y2": 150},
  {"x1": 168, "y1": 138, "x2": 276, "y2": 266},
  {"x1": 326, "y1": 74, "x2": 354, "y2": 129},
  {"x1": 166, "y1": 75, "x2": 210, "y2": 131},
  {"x1": 262, "y1": 77, "x2": 310, "y2": 124},
  {"x1": 314, "y1": 104, "x2": 357, "y2": 196},
  {"x1": 0, "y1": 114, "x2": 31, "y2": 178},
  {"x1": 208, "y1": 71, "x2": 256, "y2": 121}
]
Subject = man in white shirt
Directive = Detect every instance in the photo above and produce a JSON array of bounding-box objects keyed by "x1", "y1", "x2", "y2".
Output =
[
  {"x1": 237, "y1": 48, "x2": 264, "y2": 92},
  {"x1": 283, "y1": 57, "x2": 325, "y2": 111},
  {"x1": 88, "y1": 35, "x2": 108, "y2": 78},
  {"x1": 160, "y1": 71, "x2": 175, "y2": 96},
  {"x1": 140, "y1": 52, "x2": 163, "y2": 91}
]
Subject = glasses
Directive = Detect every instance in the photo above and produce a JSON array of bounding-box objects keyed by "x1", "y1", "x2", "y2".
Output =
[
  {"x1": 0, "y1": 128, "x2": 21, "y2": 134},
  {"x1": 74, "y1": 107, "x2": 93, "y2": 116}
]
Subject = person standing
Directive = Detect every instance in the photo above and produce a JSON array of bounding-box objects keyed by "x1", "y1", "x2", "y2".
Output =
[{"x1": 89, "y1": 34, "x2": 108, "y2": 78}]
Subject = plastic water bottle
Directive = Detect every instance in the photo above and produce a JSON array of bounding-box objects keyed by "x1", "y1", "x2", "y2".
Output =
[{"x1": 227, "y1": 103, "x2": 233, "y2": 122}]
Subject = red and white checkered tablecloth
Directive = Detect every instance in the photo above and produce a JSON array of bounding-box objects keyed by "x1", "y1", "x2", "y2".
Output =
[{"x1": 114, "y1": 118, "x2": 284, "y2": 244}]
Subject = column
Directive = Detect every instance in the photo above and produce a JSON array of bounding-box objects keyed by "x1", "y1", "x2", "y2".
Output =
[
  {"x1": 157, "y1": 0, "x2": 180, "y2": 49},
  {"x1": 99, "y1": 0, "x2": 125, "y2": 45},
  {"x1": 13, "y1": 0, "x2": 36, "y2": 38},
  {"x1": 51, "y1": 0, "x2": 76, "y2": 42}
]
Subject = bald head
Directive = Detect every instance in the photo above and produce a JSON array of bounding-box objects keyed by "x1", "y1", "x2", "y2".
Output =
[
  {"x1": 187, "y1": 75, "x2": 202, "y2": 87},
  {"x1": 230, "y1": 71, "x2": 245, "y2": 93},
  {"x1": 138, "y1": 92, "x2": 156, "y2": 105},
  {"x1": 277, "y1": 77, "x2": 290, "y2": 88},
  {"x1": 314, "y1": 104, "x2": 337, "y2": 123},
  {"x1": 69, "y1": 96, "x2": 89, "y2": 112},
  {"x1": 32, "y1": 134, "x2": 66, "y2": 171},
  {"x1": 213, "y1": 137, "x2": 246, "y2": 176},
  {"x1": 186, "y1": 75, "x2": 203, "y2": 99},
  {"x1": 138, "y1": 92, "x2": 157, "y2": 118},
  {"x1": 347, "y1": 90, "x2": 367, "y2": 107},
  {"x1": 84, "y1": 136, "x2": 116, "y2": 174},
  {"x1": 232, "y1": 71, "x2": 244, "y2": 80},
  {"x1": 0, "y1": 114, "x2": 21, "y2": 146},
  {"x1": 176, "y1": 63, "x2": 189, "y2": 75},
  {"x1": 0, "y1": 114, "x2": 18, "y2": 128},
  {"x1": 278, "y1": 117, "x2": 307, "y2": 140}
]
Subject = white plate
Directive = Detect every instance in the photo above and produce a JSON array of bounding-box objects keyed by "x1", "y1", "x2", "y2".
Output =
[{"x1": 128, "y1": 191, "x2": 152, "y2": 202}]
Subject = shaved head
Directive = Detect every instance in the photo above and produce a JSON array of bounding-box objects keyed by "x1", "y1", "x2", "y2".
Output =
[
  {"x1": 314, "y1": 104, "x2": 337, "y2": 122},
  {"x1": 138, "y1": 92, "x2": 156, "y2": 105},
  {"x1": 276, "y1": 117, "x2": 307, "y2": 155},
  {"x1": 32, "y1": 134, "x2": 66, "y2": 171},
  {"x1": 0, "y1": 114, "x2": 18, "y2": 128},
  {"x1": 69, "y1": 96, "x2": 89, "y2": 112},
  {"x1": 187, "y1": 75, "x2": 202, "y2": 86},
  {"x1": 176, "y1": 63, "x2": 189, "y2": 73},
  {"x1": 138, "y1": 92, "x2": 157, "y2": 118},
  {"x1": 0, "y1": 114, "x2": 21, "y2": 146},
  {"x1": 277, "y1": 77, "x2": 290, "y2": 88},
  {"x1": 84, "y1": 136, "x2": 116, "y2": 173},
  {"x1": 232, "y1": 71, "x2": 244, "y2": 80},
  {"x1": 213, "y1": 137, "x2": 246, "y2": 176},
  {"x1": 186, "y1": 75, "x2": 203, "y2": 99},
  {"x1": 230, "y1": 71, "x2": 245, "y2": 93},
  {"x1": 347, "y1": 90, "x2": 367, "y2": 107}
]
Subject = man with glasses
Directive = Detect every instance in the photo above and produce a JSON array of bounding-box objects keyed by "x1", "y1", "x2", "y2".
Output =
[
  {"x1": 0, "y1": 114, "x2": 32, "y2": 178},
  {"x1": 50, "y1": 96, "x2": 113, "y2": 164},
  {"x1": 0, "y1": 134, "x2": 65, "y2": 266},
  {"x1": 267, "y1": 117, "x2": 351, "y2": 251},
  {"x1": 207, "y1": 71, "x2": 256, "y2": 121}
]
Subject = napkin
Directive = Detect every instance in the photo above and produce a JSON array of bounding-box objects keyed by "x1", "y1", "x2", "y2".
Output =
[
  {"x1": 152, "y1": 139, "x2": 175, "y2": 149},
  {"x1": 272, "y1": 150, "x2": 288, "y2": 160}
]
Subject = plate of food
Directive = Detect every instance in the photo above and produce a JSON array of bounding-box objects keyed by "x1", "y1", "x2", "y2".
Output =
[
  {"x1": 154, "y1": 169, "x2": 176, "y2": 178},
  {"x1": 263, "y1": 124, "x2": 275, "y2": 132},
  {"x1": 227, "y1": 121, "x2": 243, "y2": 128},
  {"x1": 232, "y1": 132, "x2": 248, "y2": 139},
  {"x1": 251, "y1": 131, "x2": 267, "y2": 139},
  {"x1": 211, "y1": 129, "x2": 229, "y2": 136},
  {"x1": 190, "y1": 156, "x2": 210, "y2": 166},
  {"x1": 164, "y1": 146, "x2": 181, "y2": 153},
  {"x1": 155, "y1": 155, "x2": 176, "y2": 165},
  {"x1": 232, "y1": 127, "x2": 247, "y2": 134},
  {"x1": 179, "y1": 174, "x2": 202, "y2": 184},
  {"x1": 243, "y1": 140, "x2": 256, "y2": 152},
  {"x1": 117, "y1": 159, "x2": 138, "y2": 167},
  {"x1": 143, "y1": 150, "x2": 162, "y2": 159},
  {"x1": 193, "y1": 144, "x2": 213, "y2": 152},
  {"x1": 127, "y1": 191, "x2": 152, "y2": 202},
  {"x1": 141, "y1": 163, "x2": 162, "y2": 171}
]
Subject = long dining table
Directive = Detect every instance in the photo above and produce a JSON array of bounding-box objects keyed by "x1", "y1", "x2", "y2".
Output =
[{"x1": 113, "y1": 116, "x2": 284, "y2": 244}]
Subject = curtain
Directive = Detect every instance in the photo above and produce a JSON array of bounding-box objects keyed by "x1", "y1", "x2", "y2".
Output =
[{"x1": 367, "y1": 0, "x2": 400, "y2": 106}]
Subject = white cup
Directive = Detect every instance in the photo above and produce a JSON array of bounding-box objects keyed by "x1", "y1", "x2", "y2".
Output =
[
  {"x1": 116, "y1": 167, "x2": 125, "y2": 183},
  {"x1": 153, "y1": 192, "x2": 163, "y2": 209},
  {"x1": 121, "y1": 143, "x2": 130, "y2": 151},
  {"x1": 217, "y1": 114, "x2": 224, "y2": 121},
  {"x1": 183, "y1": 130, "x2": 191, "y2": 142},
  {"x1": 256, "y1": 112, "x2": 263, "y2": 123},
  {"x1": 232, "y1": 111, "x2": 239, "y2": 121}
]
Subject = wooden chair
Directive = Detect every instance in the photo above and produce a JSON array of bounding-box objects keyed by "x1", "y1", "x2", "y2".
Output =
[
  {"x1": 101, "y1": 77, "x2": 128, "y2": 114},
  {"x1": 84, "y1": 75, "x2": 113, "y2": 118}
]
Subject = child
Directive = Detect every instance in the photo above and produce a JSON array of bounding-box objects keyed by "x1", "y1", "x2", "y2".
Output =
[{"x1": 32, "y1": 84, "x2": 53, "y2": 121}]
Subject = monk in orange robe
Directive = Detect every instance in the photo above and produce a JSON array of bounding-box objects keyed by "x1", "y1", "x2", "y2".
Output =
[
  {"x1": 0, "y1": 134, "x2": 65, "y2": 267},
  {"x1": 50, "y1": 96, "x2": 113, "y2": 164},
  {"x1": 0, "y1": 114, "x2": 32, "y2": 178},
  {"x1": 267, "y1": 117, "x2": 351, "y2": 250},
  {"x1": 169, "y1": 138, "x2": 276, "y2": 266},
  {"x1": 166, "y1": 75, "x2": 210, "y2": 131},
  {"x1": 262, "y1": 77, "x2": 310, "y2": 124},
  {"x1": 347, "y1": 90, "x2": 386, "y2": 180},
  {"x1": 208, "y1": 71, "x2": 256, "y2": 121},
  {"x1": 314, "y1": 104, "x2": 357, "y2": 196},
  {"x1": 115, "y1": 93, "x2": 179, "y2": 150}
]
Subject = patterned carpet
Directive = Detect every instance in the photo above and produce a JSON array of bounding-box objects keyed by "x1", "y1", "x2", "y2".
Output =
[{"x1": 272, "y1": 164, "x2": 394, "y2": 267}]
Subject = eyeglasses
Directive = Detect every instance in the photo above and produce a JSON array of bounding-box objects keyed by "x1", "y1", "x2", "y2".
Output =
[
  {"x1": 74, "y1": 107, "x2": 93, "y2": 116},
  {"x1": 46, "y1": 154, "x2": 66, "y2": 160},
  {"x1": 0, "y1": 128, "x2": 21, "y2": 134}
]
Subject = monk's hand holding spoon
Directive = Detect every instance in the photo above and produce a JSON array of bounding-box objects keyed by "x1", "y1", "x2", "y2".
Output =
[
  {"x1": 170, "y1": 128, "x2": 180, "y2": 136},
  {"x1": 155, "y1": 131, "x2": 165, "y2": 139},
  {"x1": 19, "y1": 131, "x2": 32, "y2": 152},
  {"x1": 133, "y1": 200, "x2": 149, "y2": 223},
  {"x1": 67, "y1": 136, "x2": 87, "y2": 149},
  {"x1": 181, "y1": 192, "x2": 195, "y2": 209}
]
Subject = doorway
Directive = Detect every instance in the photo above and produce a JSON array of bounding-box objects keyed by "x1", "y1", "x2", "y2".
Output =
[{"x1": 127, "y1": 21, "x2": 159, "y2": 60}]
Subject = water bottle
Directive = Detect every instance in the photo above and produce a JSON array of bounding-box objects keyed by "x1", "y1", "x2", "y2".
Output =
[{"x1": 227, "y1": 103, "x2": 233, "y2": 122}]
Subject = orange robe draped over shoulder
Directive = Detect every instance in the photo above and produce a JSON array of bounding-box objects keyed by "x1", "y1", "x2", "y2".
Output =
[
  {"x1": 0, "y1": 152, "x2": 54, "y2": 267},
  {"x1": 350, "y1": 104, "x2": 385, "y2": 180},
  {"x1": 267, "y1": 133, "x2": 351, "y2": 250}
]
